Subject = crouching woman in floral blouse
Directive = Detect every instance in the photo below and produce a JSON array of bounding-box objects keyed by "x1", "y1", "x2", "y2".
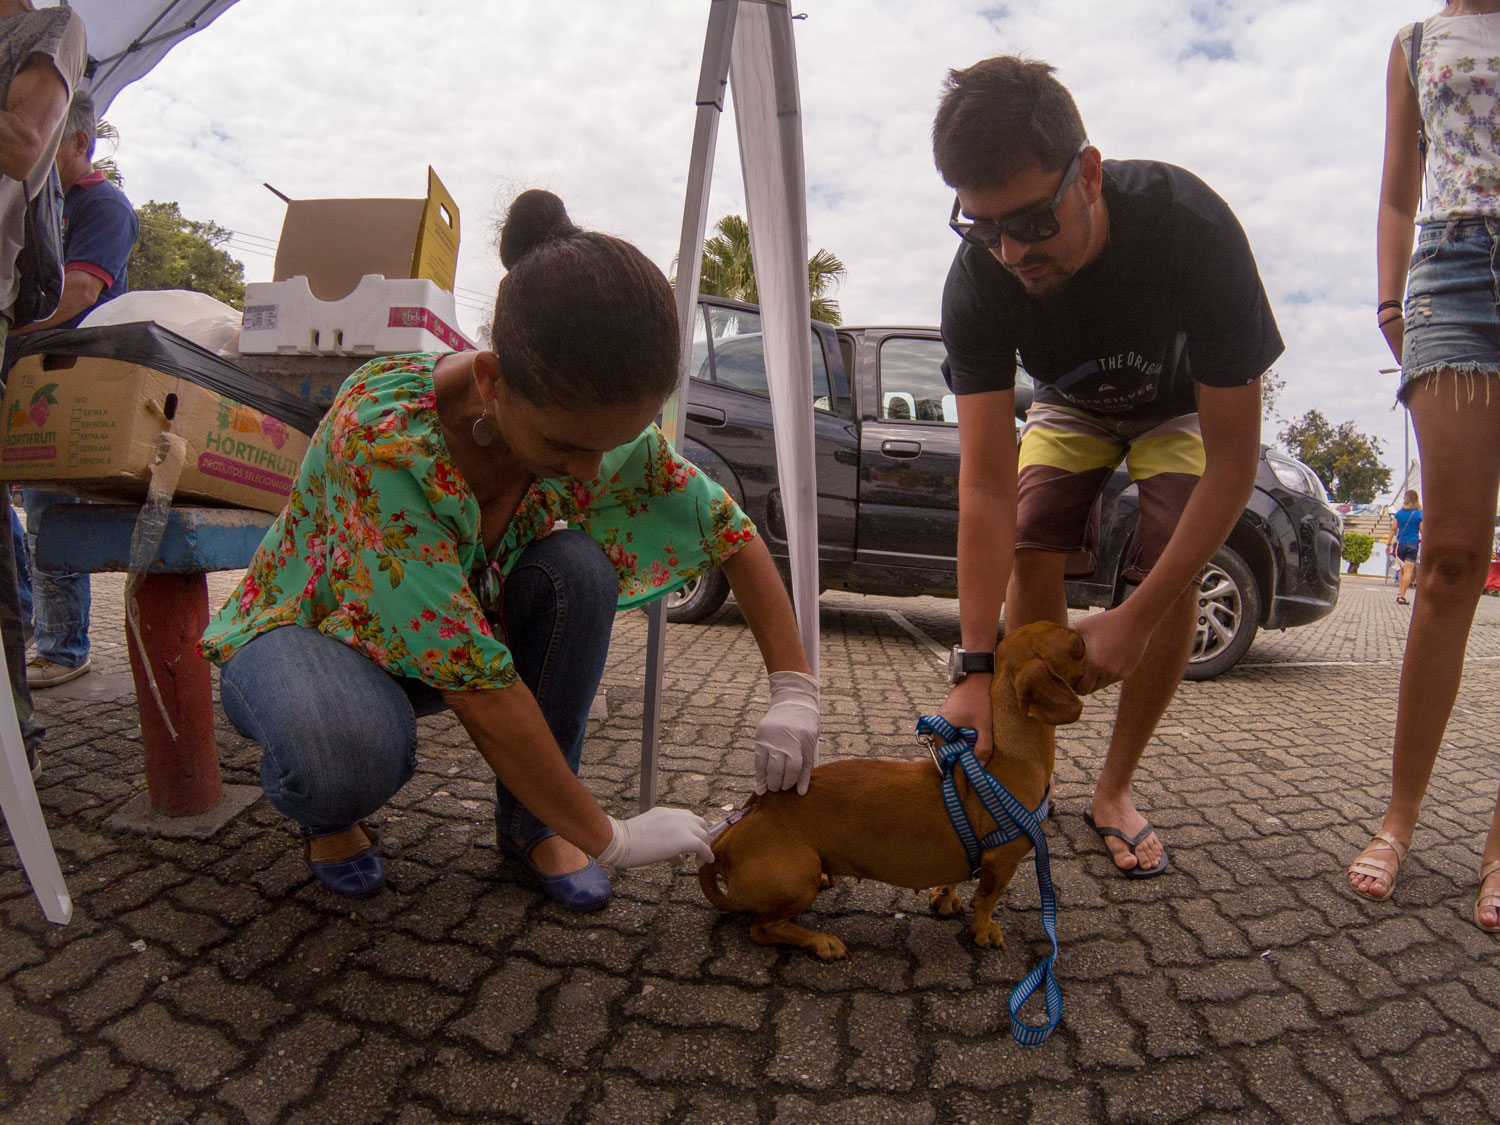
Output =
[{"x1": 199, "y1": 190, "x2": 819, "y2": 910}]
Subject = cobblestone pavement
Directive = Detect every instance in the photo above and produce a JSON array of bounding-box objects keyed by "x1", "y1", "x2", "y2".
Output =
[{"x1": 4, "y1": 573, "x2": 1500, "y2": 1124}]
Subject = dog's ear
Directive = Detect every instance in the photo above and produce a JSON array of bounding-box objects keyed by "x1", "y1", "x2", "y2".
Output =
[{"x1": 1015, "y1": 658, "x2": 1084, "y2": 725}]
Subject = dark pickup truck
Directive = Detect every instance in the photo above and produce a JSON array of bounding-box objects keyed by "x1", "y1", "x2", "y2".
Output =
[{"x1": 670, "y1": 296, "x2": 1343, "y2": 679}]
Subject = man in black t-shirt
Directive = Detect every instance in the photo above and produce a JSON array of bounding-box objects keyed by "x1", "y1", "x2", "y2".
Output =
[{"x1": 933, "y1": 56, "x2": 1282, "y2": 877}]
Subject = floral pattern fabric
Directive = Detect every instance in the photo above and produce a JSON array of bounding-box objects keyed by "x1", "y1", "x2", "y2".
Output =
[
  {"x1": 1404, "y1": 15, "x2": 1500, "y2": 222},
  {"x1": 201, "y1": 354, "x2": 756, "y2": 691}
]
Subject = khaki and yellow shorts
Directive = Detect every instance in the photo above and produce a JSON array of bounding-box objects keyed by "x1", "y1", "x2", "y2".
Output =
[{"x1": 1016, "y1": 403, "x2": 1204, "y2": 580}]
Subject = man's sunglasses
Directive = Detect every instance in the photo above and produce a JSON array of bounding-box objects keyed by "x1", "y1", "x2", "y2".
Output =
[{"x1": 949, "y1": 149, "x2": 1084, "y2": 248}]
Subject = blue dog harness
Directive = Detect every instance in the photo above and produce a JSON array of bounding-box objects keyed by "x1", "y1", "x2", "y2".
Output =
[{"x1": 917, "y1": 714, "x2": 1061, "y2": 1046}]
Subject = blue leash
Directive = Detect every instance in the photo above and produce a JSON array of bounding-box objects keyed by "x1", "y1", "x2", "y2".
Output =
[{"x1": 917, "y1": 714, "x2": 1061, "y2": 1046}]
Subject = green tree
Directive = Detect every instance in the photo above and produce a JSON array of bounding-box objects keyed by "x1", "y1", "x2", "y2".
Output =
[
  {"x1": 93, "y1": 118, "x2": 122, "y2": 186},
  {"x1": 1279, "y1": 409, "x2": 1392, "y2": 503},
  {"x1": 127, "y1": 201, "x2": 246, "y2": 308},
  {"x1": 1261, "y1": 367, "x2": 1285, "y2": 423},
  {"x1": 1342, "y1": 532, "x2": 1374, "y2": 574},
  {"x1": 688, "y1": 214, "x2": 847, "y2": 325}
]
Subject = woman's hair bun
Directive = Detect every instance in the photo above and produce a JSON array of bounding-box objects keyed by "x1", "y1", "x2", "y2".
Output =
[{"x1": 499, "y1": 189, "x2": 580, "y2": 269}]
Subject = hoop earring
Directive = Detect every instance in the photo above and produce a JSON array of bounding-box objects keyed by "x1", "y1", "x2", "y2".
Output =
[{"x1": 472, "y1": 410, "x2": 498, "y2": 448}]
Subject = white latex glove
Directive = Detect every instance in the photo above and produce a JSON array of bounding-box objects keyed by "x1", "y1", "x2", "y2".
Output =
[
  {"x1": 754, "y1": 670, "x2": 820, "y2": 795},
  {"x1": 596, "y1": 807, "x2": 714, "y2": 867}
]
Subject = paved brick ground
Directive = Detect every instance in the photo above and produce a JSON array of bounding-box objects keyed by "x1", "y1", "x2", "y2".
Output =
[{"x1": 3, "y1": 572, "x2": 1500, "y2": 1123}]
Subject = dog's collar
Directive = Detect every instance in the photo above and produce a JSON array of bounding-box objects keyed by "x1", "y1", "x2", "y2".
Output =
[{"x1": 916, "y1": 713, "x2": 1061, "y2": 1047}]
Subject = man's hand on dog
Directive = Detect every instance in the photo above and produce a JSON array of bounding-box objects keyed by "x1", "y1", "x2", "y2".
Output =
[
  {"x1": 754, "y1": 670, "x2": 821, "y2": 795},
  {"x1": 938, "y1": 674, "x2": 994, "y2": 761},
  {"x1": 1073, "y1": 606, "x2": 1149, "y2": 693}
]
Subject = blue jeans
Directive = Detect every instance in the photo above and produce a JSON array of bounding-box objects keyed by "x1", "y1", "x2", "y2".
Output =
[
  {"x1": 0, "y1": 318, "x2": 41, "y2": 755},
  {"x1": 8, "y1": 502, "x2": 30, "y2": 627},
  {"x1": 22, "y1": 490, "x2": 91, "y2": 666},
  {"x1": 219, "y1": 530, "x2": 617, "y2": 842}
]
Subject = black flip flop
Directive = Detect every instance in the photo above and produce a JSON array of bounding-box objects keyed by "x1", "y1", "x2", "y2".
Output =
[{"x1": 1083, "y1": 807, "x2": 1169, "y2": 879}]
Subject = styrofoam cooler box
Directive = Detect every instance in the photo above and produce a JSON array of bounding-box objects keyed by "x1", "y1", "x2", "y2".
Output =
[{"x1": 239, "y1": 274, "x2": 475, "y2": 356}]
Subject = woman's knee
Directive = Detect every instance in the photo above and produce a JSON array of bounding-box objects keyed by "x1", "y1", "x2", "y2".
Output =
[
  {"x1": 222, "y1": 628, "x2": 420, "y2": 828},
  {"x1": 1416, "y1": 535, "x2": 1491, "y2": 596},
  {"x1": 508, "y1": 530, "x2": 617, "y2": 626},
  {"x1": 261, "y1": 737, "x2": 415, "y2": 831}
]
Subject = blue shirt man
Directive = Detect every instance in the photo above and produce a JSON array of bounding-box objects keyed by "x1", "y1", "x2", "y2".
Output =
[{"x1": 9, "y1": 89, "x2": 137, "y2": 689}]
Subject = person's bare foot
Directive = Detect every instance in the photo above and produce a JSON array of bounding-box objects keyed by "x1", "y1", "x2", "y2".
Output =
[
  {"x1": 1088, "y1": 791, "x2": 1163, "y2": 872},
  {"x1": 307, "y1": 824, "x2": 372, "y2": 863},
  {"x1": 1477, "y1": 859, "x2": 1500, "y2": 932},
  {"x1": 1347, "y1": 826, "x2": 1411, "y2": 901}
]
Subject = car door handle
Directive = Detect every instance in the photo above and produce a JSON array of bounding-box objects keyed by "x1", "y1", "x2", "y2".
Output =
[
  {"x1": 687, "y1": 406, "x2": 726, "y2": 426},
  {"x1": 881, "y1": 440, "x2": 922, "y2": 458}
]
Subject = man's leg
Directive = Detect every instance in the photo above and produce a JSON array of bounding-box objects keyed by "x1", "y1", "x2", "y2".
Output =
[
  {"x1": 1006, "y1": 548, "x2": 1069, "y2": 628},
  {"x1": 8, "y1": 501, "x2": 31, "y2": 638},
  {"x1": 1088, "y1": 582, "x2": 1197, "y2": 871},
  {"x1": 0, "y1": 480, "x2": 43, "y2": 775},
  {"x1": 22, "y1": 490, "x2": 91, "y2": 686}
]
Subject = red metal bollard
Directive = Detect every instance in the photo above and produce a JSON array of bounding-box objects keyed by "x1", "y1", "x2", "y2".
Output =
[{"x1": 123, "y1": 572, "x2": 222, "y2": 816}]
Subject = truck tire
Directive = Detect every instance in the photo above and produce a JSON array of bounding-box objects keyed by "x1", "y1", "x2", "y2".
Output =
[
  {"x1": 1183, "y1": 545, "x2": 1261, "y2": 681},
  {"x1": 665, "y1": 568, "x2": 731, "y2": 624}
]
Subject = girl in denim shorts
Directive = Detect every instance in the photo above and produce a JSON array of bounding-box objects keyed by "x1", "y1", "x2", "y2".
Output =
[{"x1": 1351, "y1": 3, "x2": 1500, "y2": 934}]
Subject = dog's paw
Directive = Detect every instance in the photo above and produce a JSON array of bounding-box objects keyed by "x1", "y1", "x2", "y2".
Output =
[
  {"x1": 819, "y1": 873, "x2": 836, "y2": 890},
  {"x1": 929, "y1": 886, "x2": 963, "y2": 916},
  {"x1": 808, "y1": 933, "x2": 848, "y2": 960},
  {"x1": 971, "y1": 919, "x2": 1006, "y2": 949}
]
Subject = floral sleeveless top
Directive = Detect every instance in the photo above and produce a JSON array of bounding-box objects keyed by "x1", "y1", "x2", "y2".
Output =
[
  {"x1": 200, "y1": 354, "x2": 756, "y2": 691},
  {"x1": 1402, "y1": 14, "x2": 1500, "y2": 223}
]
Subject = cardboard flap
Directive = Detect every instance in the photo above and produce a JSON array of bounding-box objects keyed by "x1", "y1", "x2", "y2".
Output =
[{"x1": 411, "y1": 166, "x2": 459, "y2": 293}]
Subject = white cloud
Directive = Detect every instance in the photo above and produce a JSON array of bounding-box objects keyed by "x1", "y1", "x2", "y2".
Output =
[{"x1": 98, "y1": 0, "x2": 1421, "y2": 472}]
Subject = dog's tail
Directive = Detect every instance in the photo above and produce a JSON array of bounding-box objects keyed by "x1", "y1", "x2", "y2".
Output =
[
  {"x1": 697, "y1": 795, "x2": 760, "y2": 911},
  {"x1": 697, "y1": 859, "x2": 738, "y2": 912}
]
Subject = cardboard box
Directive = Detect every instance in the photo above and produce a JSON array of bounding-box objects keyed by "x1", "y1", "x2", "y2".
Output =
[
  {"x1": 0, "y1": 354, "x2": 310, "y2": 514},
  {"x1": 270, "y1": 166, "x2": 460, "y2": 302}
]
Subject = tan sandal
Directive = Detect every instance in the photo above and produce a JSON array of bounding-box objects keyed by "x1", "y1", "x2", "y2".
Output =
[
  {"x1": 1476, "y1": 859, "x2": 1500, "y2": 933},
  {"x1": 1348, "y1": 830, "x2": 1408, "y2": 902}
]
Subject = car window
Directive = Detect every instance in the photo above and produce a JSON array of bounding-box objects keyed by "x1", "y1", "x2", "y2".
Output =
[
  {"x1": 877, "y1": 336, "x2": 954, "y2": 422},
  {"x1": 689, "y1": 303, "x2": 711, "y2": 382},
  {"x1": 697, "y1": 305, "x2": 832, "y2": 411}
]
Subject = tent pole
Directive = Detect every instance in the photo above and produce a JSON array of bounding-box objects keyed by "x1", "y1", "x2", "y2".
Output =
[
  {"x1": 729, "y1": 1, "x2": 820, "y2": 675},
  {"x1": 640, "y1": 0, "x2": 739, "y2": 813}
]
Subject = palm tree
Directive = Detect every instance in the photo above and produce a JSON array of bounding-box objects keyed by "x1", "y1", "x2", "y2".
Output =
[
  {"x1": 688, "y1": 214, "x2": 846, "y2": 325},
  {"x1": 93, "y1": 118, "x2": 123, "y2": 186}
]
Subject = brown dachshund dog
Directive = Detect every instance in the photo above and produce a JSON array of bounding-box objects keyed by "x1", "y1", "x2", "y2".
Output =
[{"x1": 699, "y1": 621, "x2": 1086, "y2": 959}]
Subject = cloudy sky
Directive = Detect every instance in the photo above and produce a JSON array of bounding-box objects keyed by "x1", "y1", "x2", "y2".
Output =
[{"x1": 81, "y1": 1, "x2": 1425, "y2": 484}]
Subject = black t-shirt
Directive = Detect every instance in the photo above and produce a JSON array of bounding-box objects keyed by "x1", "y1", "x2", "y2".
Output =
[{"x1": 940, "y1": 159, "x2": 1284, "y2": 421}]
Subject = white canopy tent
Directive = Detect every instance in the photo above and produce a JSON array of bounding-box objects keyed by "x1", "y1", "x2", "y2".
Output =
[
  {"x1": 4, "y1": 0, "x2": 822, "y2": 915},
  {"x1": 48, "y1": 1, "x2": 243, "y2": 115}
]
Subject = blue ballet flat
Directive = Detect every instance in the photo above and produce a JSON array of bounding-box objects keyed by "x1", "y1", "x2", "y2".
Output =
[
  {"x1": 304, "y1": 827, "x2": 386, "y2": 899},
  {"x1": 498, "y1": 834, "x2": 612, "y2": 912}
]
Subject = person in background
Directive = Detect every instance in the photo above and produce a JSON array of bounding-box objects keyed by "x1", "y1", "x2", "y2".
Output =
[
  {"x1": 8, "y1": 88, "x2": 137, "y2": 690},
  {"x1": 932, "y1": 56, "x2": 1280, "y2": 877},
  {"x1": 1387, "y1": 489, "x2": 1422, "y2": 605},
  {"x1": 0, "y1": 0, "x2": 86, "y2": 776},
  {"x1": 1349, "y1": 1, "x2": 1500, "y2": 936},
  {"x1": 201, "y1": 190, "x2": 821, "y2": 908}
]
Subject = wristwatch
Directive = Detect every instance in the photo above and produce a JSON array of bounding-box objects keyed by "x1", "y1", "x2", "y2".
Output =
[{"x1": 947, "y1": 646, "x2": 996, "y2": 685}]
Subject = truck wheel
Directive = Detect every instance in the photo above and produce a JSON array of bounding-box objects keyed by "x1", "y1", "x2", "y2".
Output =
[
  {"x1": 665, "y1": 568, "x2": 731, "y2": 624},
  {"x1": 1183, "y1": 545, "x2": 1261, "y2": 681}
]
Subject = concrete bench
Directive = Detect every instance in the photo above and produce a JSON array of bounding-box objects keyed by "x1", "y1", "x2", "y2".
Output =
[{"x1": 34, "y1": 503, "x2": 274, "y2": 826}]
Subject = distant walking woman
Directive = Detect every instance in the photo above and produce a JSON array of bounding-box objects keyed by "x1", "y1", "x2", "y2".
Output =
[
  {"x1": 1387, "y1": 490, "x2": 1422, "y2": 604},
  {"x1": 1348, "y1": 1, "x2": 1500, "y2": 933}
]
